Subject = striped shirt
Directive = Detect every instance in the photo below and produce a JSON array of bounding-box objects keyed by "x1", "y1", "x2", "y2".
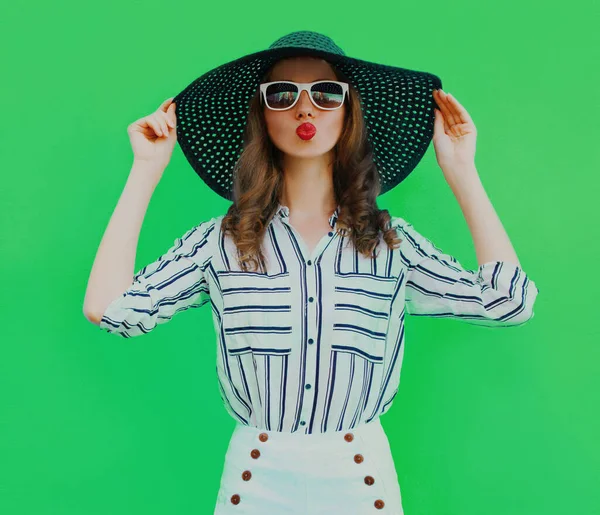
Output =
[{"x1": 99, "y1": 204, "x2": 539, "y2": 433}]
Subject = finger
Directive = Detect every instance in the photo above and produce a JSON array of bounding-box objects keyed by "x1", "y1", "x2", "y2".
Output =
[
  {"x1": 434, "y1": 89, "x2": 457, "y2": 127},
  {"x1": 433, "y1": 89, "x2": 450, "y2": 132},
  {"x1": 152, "y1": 114, "x2": 167, "y2": 137},
  {"x1": 165, "y1": 104, "x2": 176, "y2": 127},
  {"x1": 163, "y1": 104, "x2": 175, "y2": 129},
  {"x1": 445, "y1": 93, "x2": 473, "y2": 125},
  {"x1": 147, "y1": 115, "x2": 163, "y2": 137},
  {"x1": 158, "y1": 110, "x2": 174, "y2": 133},
  {"x1": 159, "y1": 97, "x2": 175, "y2": 113},
  {"x1": 157, "y1": 112, "x2": 169, "y2": 134},
  {"x1": 132, "y1": 118, "x2": 150, "y2": 132},
  {"x1": 433, "y1": 108, "x2": 445, "y2": 135},
  {"x1": 434, "y1": 92, "x2": 450, "y2": 132},
  {"x1": 441, "y1": 90, "x2": 468, "y2": 126},
  {"x1": 435, "y1": 89, "x2": 458, "y2": 127}
]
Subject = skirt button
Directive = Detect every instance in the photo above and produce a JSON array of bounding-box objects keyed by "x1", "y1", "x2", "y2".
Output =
[
  {"x1": 251, "y1": 449, "x2": 261, "y2": 459},
  {"x1": 353, "y1": 453, "x2": 364, "y2": 464},
  {"x1": 344, "y1": 432, "x2": 354, "y2": 442},
  {"x1": 242, "y1": 470, "x2": 252, "y2": 481},
  {"x1": 230, "y1": 494, "x2": 241, "y2": 505},
  {"x1": 259, "y1": 432, "x2": 269, "y2": 442},
  {"x1": 364, "y1": 475, "x2": 375, "y2": 485},
  {"x1": 374, "y1": 499, "x2": 385, "y2": 509}
]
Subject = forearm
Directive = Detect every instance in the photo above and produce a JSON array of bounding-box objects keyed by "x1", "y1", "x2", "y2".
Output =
[
  {"x1": 83, "y1": 160, "x2": 164, "y2": 323},
  {"x1": 446, "y1": 163, "x2": 521, "y2": 268}
]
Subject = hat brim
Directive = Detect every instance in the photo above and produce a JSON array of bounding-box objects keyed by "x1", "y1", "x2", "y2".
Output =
[{"x1": 172, "y1": 45, "x2": 442, "y2": 201}]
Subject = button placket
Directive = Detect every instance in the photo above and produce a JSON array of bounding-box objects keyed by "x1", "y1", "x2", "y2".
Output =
[
  {"x1": 228, "y1": 432, "x2": 269, "y2": 506},
  {"x1": 307, "y1": 260, "x2": 314, "y2": 347},
  {"x1": 301, "y1": 259, "x2": 318, "y2": 430},
  {"x1": 343, "y1": 431, "x2": 386, "y2": 510}
]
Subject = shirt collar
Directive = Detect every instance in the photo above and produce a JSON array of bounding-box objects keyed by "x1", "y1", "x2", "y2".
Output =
[{"x1": 276, "y1": 203, "x2": 340, "y2": 231}]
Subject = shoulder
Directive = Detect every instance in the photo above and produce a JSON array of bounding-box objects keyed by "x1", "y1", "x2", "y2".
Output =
[
  {"x1": 198, "y1": 214, "x2": 225, "y2": 231},
  {"x1": 186, "y1": 215, "x2": 222, "y2": 240},
  {"x1": 177, "y1": 215, "x2": 224, "y2": 262},
  {"x1": 388, "y1": 215, "x2": 425, "y2": 250},
  {"x1": 389, "y1": 215, "x2": 410, "y2": 229},
  {"x1": 388, "y1": 215, "x2": 415, "y2": 238}
]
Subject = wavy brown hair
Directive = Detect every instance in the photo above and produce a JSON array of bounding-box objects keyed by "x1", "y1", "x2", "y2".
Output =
[{"x1": 221, "y1": 60, "x2": 403, "y2": 273}]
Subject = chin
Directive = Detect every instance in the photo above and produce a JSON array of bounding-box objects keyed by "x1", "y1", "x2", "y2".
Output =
[{"x1": 278, "y1": 139, "x2": 337, "y2": 158}]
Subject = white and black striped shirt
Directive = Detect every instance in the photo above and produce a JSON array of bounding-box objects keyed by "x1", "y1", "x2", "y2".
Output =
[{"x1": 100, "y1": 204, "x2": 539, "y2": 433}]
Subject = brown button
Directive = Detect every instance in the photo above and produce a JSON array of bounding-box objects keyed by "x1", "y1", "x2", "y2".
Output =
[
  {"x1": 242, "y1": 470, "x2": 252, "y2": 481},
  {"x1": 251, "y1": 449, "x2": 261, "y2": 459},
  {"x1": 354, "y1": 453, "x2": 364, "y2": 464},
  {"x1": 364, "y1": 475, "x2": 375, "y2": 485},
  {"x1": 231, "y1": 494, "x2": 241, "y2": 505},
  {"x1": 259, "y1": 432, "x2": 269, "y2": 442},
  {"x1": 344, "y1": 432, "x2": 354, "y2": 442},
  {"x1": 374, "y1": 499, "x2": 385, "y2": 509}
]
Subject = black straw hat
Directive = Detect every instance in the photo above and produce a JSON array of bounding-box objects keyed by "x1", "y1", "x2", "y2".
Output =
[{"x1": 172, "y1": 30, "x2": 443, "y2": 201}]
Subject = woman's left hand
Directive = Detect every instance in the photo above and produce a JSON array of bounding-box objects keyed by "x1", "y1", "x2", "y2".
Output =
[{"x1": 432, "y1": 89, "x2": 478, "y2": 180}]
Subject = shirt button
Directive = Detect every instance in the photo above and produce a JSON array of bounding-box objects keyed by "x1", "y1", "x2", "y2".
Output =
[
  {"x1": 307, "y1": 260, "x2": 312, "y2": 265},
  {"x1": 308, "y1": 297, "x2": 314, "y2": 302},
  {"x1": 300, "y1": 421, "x2": 306, "y2": 426},
  {"x1": 308, "y1": 338, "x2": 314, "y2": 344},
  {"x1": 305, "y1": 384, "x2": 311, "y2": 389},
  {"x1": 328, "y1": 231, "x2": 333, "y2": 237}
]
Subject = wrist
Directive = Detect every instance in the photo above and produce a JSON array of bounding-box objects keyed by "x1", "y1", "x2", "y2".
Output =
[
  {"x1": 444, "y1": 162, "x2": 479, "y2": 188},
  {"x1": 131, "y1": 159, "x2": 166, "y2": 182}
]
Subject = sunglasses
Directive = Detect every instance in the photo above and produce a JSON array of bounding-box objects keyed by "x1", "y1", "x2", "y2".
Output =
[{"x1": 259, "y1": 80, "x2": 349, "y2": 111}]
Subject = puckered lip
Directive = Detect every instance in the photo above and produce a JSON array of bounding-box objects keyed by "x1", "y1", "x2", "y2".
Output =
[{"x1": 296, "y1": 122, "x2": 316, "y2": 134}]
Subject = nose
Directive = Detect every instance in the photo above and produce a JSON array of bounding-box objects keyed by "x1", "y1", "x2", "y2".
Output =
[{"x1": 295, "y1": 89, "x2": 314, "y2": 116}]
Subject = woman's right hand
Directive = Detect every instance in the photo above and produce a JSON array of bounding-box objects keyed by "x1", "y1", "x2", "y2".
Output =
[{"x1": 127, "y1": 97, "x2": 177, "y2": 169}]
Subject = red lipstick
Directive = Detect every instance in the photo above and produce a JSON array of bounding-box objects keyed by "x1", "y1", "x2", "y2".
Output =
[{"x1": 296, "y1": 122, "x2": 316, "y2": 140}]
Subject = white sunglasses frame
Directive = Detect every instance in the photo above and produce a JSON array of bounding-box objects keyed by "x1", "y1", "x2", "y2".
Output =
[{"x1": 259, "y1": 80, "x2": 349, "y2": 111}]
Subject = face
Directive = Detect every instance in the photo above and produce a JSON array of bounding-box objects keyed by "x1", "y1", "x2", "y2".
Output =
[{"x1": 262, "y1": 56, "x2": 346, "y2": 160}]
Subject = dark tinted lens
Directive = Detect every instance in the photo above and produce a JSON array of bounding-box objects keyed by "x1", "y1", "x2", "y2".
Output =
[
  {"x1": 265, "y1": 82, "x2": 298, "y2": 109},
  {"x1": 311, "y1": 82, "x2": 344, "y2": 108}
]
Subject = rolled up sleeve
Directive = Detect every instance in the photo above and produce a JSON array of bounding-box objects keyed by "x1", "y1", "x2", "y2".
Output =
[
  {"x1": 393, "y1": 217, "x2": 540, "y2": 327},
  {"x1": 99, "y1": 219, "x2": 216, "y2": 338}
]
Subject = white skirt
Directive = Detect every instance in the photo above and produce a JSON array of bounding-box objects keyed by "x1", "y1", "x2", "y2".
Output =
[{"x1": 213, "y1": 417, "x2": 404, "y2": 514}]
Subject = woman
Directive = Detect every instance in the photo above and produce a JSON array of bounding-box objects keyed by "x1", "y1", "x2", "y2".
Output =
[{"x1": 84, "y1": 31, "x2": 539, "y2": 514}]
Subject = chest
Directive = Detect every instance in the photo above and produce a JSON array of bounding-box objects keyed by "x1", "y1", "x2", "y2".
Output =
[
  {"x1": 288, "y1": 216, "x2": 334, "y2": 255},
  {"x1": 216, "y1": 263, "x2": 401, "y2": 366},
  {"x1": 214, "y1": 221, "x2": 405, "y2": 359}
]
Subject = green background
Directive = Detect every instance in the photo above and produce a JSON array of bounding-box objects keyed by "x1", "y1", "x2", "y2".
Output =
[{"x1": 2, "y1": 0, "x2": 598, "y2": 513}]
